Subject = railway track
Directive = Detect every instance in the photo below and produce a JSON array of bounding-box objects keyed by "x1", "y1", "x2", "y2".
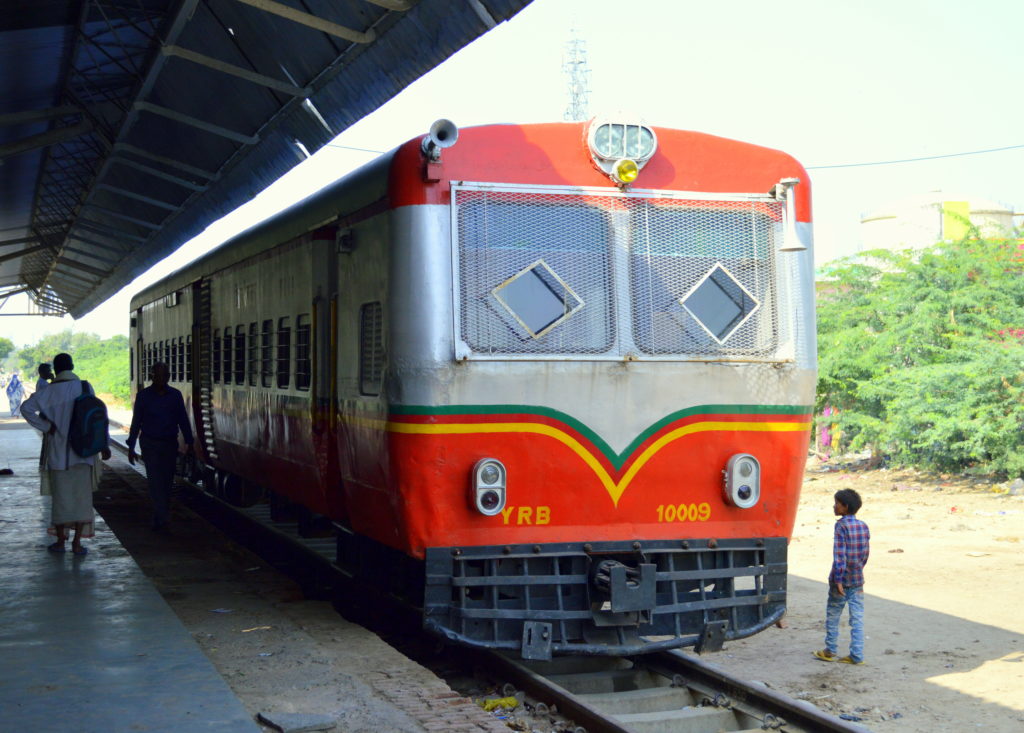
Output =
[
  {"x1": 107, "y1": 430, "x2": 871, "y2": 733},
  {"x1": 463, "y1": 648, "x2": 873, "y2": 733}
]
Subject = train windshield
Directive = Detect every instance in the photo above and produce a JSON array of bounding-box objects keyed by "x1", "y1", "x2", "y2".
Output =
[
  {"x1": 456, "y1": 190, "x2": 615, "y2": 355},
  {"x1": 453, "y1": 185, "x2": 787, "y2": 361}
]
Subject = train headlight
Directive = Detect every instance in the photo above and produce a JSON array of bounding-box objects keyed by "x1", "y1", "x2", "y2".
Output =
[
  {"x1": 587, "y1": 118, "x2": 657, "y2": 186},
  {"x1": 723, "y1": 453, "x2": 761, "y2": 509},
  {"x1": 472, "y1": 458, "x2": 507, "y2": 516}
]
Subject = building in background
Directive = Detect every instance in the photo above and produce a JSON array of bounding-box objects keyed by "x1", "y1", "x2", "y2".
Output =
[{"x1": 860, "y1": 192, "x2": 1018, "y2": 251}]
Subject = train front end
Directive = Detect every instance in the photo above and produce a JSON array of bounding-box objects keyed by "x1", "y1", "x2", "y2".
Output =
[{"x1": 383, "y1": 119, "x2": 816, "y2": 659}]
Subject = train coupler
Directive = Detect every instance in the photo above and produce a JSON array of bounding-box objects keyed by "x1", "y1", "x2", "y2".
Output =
[{"x1": 592, "y1": 559, "x2": 657, "y2": 613}]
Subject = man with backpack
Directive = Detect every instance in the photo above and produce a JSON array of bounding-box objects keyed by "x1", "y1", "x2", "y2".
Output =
[
  {"x1": 20, "y1": 352, "x2": 111, "y2": 557},
  {"x1": 127, "y1": 361, "x2": 193, "y2": 534}
]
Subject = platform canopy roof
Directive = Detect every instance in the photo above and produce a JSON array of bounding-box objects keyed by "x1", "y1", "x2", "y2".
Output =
[{"x1": 0, "y1": 0, "x2": 532, "y2": 318}]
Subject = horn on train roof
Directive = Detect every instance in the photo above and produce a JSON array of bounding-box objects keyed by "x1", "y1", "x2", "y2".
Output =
[{"x1": 421, "y1": 119, "x2": 459, "y2": 161}]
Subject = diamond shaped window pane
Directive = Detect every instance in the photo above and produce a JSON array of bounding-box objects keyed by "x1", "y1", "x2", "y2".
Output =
[
  {"x1": 679, "y1": 263, "x2": 760, "y2": 344},
  {"x1": 492, "y1": 260, "x2": 583, "y2": 339}
]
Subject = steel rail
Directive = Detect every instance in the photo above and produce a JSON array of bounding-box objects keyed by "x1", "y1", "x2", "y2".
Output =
[{"x1": 461, "y1": 647, "x2": 875, "y2": 733}]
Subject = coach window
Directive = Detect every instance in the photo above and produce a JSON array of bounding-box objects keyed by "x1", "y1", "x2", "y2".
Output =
[
  {"x1": 260, "y1": 319, "x2": 272, "y2": 387},
  {"x1": 213, "y1": 329, "x2": 221, "y2": 382},
  {"x1": 185, "y1": 335, "x2": 192, "y2": 382},
  {"x1": 295, "y1": 314, "x2": 311, "y2": 391},
  {"x1": 247, "y1": 322, "x2": 258, "y2": 386},
  {"x1": 222, "y1": 330, "x2": 232, "y2": 384},
  {"x1": 276, "y1": 317, "x2": 291, "y2": 389},
  {"x1": 359, "y1": 302, "x2": 385, "y2": 396},
  {"x1": 177, "y1": 336, "x2": 185, "y2": 381},
  {"x1": 234, "y1": 325, "x2": 246, "y2": 384}
]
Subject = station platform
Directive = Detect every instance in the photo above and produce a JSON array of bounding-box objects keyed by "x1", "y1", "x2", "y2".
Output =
[{"x1": 0, "y1": 418, "x2": 260, "y2": 732}]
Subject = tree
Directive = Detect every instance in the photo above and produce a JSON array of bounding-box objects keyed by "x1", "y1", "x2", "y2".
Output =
[
  {"x1": 0, "y1": 336, "x2": 13, "y2": 360},
  {"x1": 816, "y1": 238, "x2": 1024, "y2": 476},
  {"x1": 18, "y1": 330, "x2": 130, "y2": 404}
]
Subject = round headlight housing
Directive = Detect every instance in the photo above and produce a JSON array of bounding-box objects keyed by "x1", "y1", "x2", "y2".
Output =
[
  {"x1": 613, "y1": 158, "x2": 640, "y2": 184},
  {"x1": 472, "y1": 458, "x2": 507, "y2": 516},
  {"x1": 723, "y1": 453, "x2": 761, "y2": 509}
]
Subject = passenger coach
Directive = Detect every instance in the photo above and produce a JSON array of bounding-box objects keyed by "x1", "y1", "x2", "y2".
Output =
[{"x1": 130, "y1": 117, "x2": 816, "y2": 659}]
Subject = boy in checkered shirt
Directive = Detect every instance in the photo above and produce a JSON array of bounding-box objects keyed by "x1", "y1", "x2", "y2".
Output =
[{"x1": 813, "y1": 488, "x2": 870, "y2": 665}]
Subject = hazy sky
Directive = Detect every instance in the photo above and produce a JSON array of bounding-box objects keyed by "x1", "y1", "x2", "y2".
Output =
[{"x1": 4, "y1": 0, "x2": 1023, "y2": 347}]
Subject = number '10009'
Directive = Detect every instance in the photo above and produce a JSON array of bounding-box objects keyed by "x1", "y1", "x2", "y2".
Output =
[{"x1": 656, "y1": 503, "x2": 711, "y2": 522}]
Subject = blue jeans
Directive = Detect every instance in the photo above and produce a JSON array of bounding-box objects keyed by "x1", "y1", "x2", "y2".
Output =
[{"x1": 825, "y1": 583, "x2": 864, "y2": 662}]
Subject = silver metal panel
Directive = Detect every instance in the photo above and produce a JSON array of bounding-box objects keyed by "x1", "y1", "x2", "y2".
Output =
[{"x1": 390, "y1": 202, "x2": 814, "y2": 453}]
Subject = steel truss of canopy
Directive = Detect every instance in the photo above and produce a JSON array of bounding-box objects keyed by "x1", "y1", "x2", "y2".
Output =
[{"x1": 0, "y1": 0, "x2": 532, "y2": 317}]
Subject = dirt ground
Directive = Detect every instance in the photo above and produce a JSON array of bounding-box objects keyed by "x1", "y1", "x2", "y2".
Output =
[{"x1": 703, "y1": 457, "x2": 1024, "y2": 732}]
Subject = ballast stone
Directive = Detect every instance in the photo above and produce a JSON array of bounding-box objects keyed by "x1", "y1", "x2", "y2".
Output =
[{"x1": 256, "y1": 711, "x2": 336, "y2": 732}]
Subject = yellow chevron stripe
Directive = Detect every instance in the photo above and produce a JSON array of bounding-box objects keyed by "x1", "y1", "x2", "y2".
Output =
[{"x1": 365, "y1": 417, "x2": 810, "y2": 507}]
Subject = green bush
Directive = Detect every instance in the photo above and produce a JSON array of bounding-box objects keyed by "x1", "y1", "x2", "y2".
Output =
[{"x1": 817, "y1": 238, "x2": 1024, "y2": 476}]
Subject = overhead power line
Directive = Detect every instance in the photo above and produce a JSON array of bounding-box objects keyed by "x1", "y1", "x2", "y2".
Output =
[
  {"x1": 808, "y1": 143, "x2": 1024, "y2": 170},
  {"x1": 324, "y1": 143, "x2": 385, "y2": 154},
  {"x1": 324, "y1": 140, "x2": 1024, "y2": 171}
]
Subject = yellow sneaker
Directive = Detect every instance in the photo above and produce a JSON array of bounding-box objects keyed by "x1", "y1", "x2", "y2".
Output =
[
  {"x1": 812, "y1": 649, "x2": 837, "y2": 662},
  {"x1": 837, "y1": 656, "x2": 865, "y2": 665}
]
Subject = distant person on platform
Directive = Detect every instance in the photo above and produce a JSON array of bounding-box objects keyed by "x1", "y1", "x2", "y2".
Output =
[
  {"x1": 20, "y1": 353, "x2": 111, "y2": 556},
  {"x1": 6, "y1": 372, "x2": 24, "y2": 416},
  {"x1": 35, "y1": 362, "x2": 53, "y2": 394},
  {"x1": 127, "y1": 361, "x2": 194, "y2": 533}
]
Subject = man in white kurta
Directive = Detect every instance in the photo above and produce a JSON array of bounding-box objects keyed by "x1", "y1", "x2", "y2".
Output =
[{"x1": 20, "y1": 353, "x2": 110, "y2": 556}]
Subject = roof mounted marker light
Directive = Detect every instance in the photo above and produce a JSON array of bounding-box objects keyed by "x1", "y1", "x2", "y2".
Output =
[
  {"x1": 587, "y1": 118, "x2": 657, "y2": 187},
  {"x1": 613, "y1": 158, "x2": 639, "y2": 184},
  {"x1": 421, "y1": 118, "x2": 459, "y2": 161},
  {"x1": 723, "y1": 453, "x2": 761, "y2": 509}
]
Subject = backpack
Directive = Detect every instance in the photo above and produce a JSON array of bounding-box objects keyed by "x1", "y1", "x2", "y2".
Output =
[{"x1": 69, "y1": 380, "x2": 108, "y2": 458}]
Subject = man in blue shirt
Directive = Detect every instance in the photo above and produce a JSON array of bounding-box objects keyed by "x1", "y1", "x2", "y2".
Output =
[{"x1": 127, "y1": 361, "x2": 193, "y2": 533}]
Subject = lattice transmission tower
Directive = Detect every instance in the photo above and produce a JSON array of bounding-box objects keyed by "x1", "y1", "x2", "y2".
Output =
[{"x1": 562, "y1": 32, "x2": 591, "y2": 122}]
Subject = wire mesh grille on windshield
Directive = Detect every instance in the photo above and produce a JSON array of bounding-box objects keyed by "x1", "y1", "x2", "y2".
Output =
[
  {"x1": 456, "y1": 190, "x2": 615, "y2": 355},
  {"x1": 453, "y1": 186, "x2": 785, "y2": 360},
  {"x1": 630, "y1": 200, "x2": 780, "y2": 356}
]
